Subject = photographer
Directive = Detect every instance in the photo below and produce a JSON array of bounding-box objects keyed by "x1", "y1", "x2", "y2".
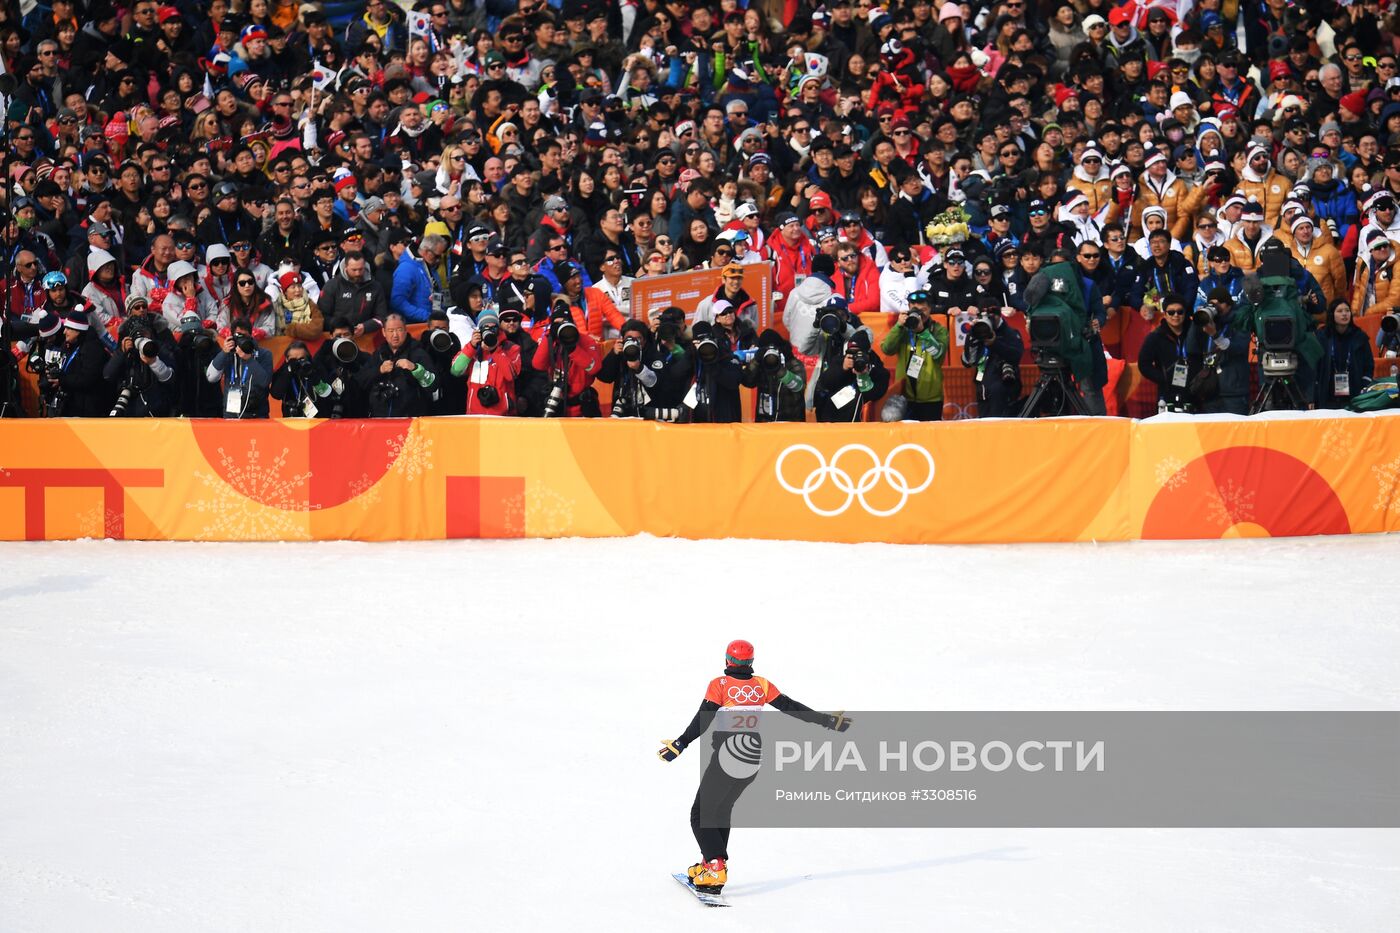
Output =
[
  {"x1": 42, "y1": 313, "x2": 110, "y2": 418},
  {"x1": 206, "y1": 317, "x2": 273, "y2": 419},
  {"x1": 104, "y1": 313, "x2": 177, "y2": 417},
  {"x1": 170, "y1": 314, "x2": 222, "y2": 418},
  {"x1": 740, "y1": 328, "x2": 806, "y2": 423},
  {"x1": 960, "y1": 300, "x2": 1025, "y2": 419},
  {"x1": 532, "y1": 301, "x2": 603, "y2": 418},
  {"x1": 1186, "y1": 288, "x2": 1251, "y2": 415},
  {"x1": 355, "y1": 312, "x2": 439, "y2": 417},
  {"x1": 880, "y1": 290, "x2": 950, "y2": 421},
  {"x1": 421, "y1": 310, "x2": 466, "y2": 415},
  {"x1": 269, "y1": 342, "x2": 332, "y2": 419},
  {"x1": 684, "y1": 321, "x2": 744, "y2": 423},
  {"x1": 1138, "y1": 294, "x2": 1198, "y2": 413},
  {"x1": 2, "y1": 308, "x2": 43, "y2": 418},
  {"x1": 498, "y1": 300, "x2": 547, "y2": 416},
  {"x1": 598, "y1": 319, "x2": 693, "y2": 421},
  {"x1": 814, "y1": 331, "x2": 889, "y2": 422},
  {"x1": 312, "y1": 317, "x2": 369, "y2": 419},
  {"x1": 450, "y1": 310, "x2": 522, "y2": 416},
  {"x1": 1314, "y1": 299, "x2": 1373, "y2": 410}
]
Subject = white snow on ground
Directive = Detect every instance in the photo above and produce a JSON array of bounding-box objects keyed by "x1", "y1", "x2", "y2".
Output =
[{"x1": 1, "y1": 535, "x2": 1398, "y2": 933}]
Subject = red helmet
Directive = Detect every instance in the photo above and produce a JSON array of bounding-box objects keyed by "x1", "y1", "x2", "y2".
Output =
[{"x1": 725, "y1": 639, "x2": 755, "y2": 666}]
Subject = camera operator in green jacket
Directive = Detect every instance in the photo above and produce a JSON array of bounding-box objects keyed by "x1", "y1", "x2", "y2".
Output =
[{"x1": 879, "y1": 289, "x2": 950, "y2": 421}]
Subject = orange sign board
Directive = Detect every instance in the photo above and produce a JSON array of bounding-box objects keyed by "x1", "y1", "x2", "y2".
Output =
[{"x1": 630, "y1": 262, "x2": 774, "y2": 330}]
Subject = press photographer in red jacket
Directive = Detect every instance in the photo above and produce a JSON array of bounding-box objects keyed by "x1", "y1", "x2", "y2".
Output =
[
  {"x1": 533, "y1": 301, "x2": 602, "y2": 417},
  {"x1": 451, "y1": 309, "x2": 521, "y2": 416}
]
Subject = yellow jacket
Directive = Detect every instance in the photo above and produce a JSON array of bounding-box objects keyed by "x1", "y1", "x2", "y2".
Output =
[
  {"x1": 1235, "y1": 171, "x2": 1290, "y2": 227},
  {"x1": 1132, "y1": 173, "x2": 1197, "y2": 242},
  {"x1": 1289, "y1": 240, "x2": 1347, "y2": 305},
  {"x1": 1352, "y1": 252, "x2": 1400, "y2": 316}
]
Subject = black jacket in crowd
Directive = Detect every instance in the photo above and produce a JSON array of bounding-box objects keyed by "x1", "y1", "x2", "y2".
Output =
[
  {"x1": 1138, "y1": 321, "x2": 1199, "y2": 410},
  {"x1": 355, "y1": 337, "x2": 438, "y2": 417},
  {"x1": 596, "y1": 334, "x2": 694, "y2": 421}
]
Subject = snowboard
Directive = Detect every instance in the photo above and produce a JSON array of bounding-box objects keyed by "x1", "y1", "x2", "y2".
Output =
[{"x1": 672, "y1": 872, "x2": 730, "y2": 907}]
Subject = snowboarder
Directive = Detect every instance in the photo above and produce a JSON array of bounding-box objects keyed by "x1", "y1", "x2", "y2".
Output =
[{"x1": 657, "y1": 639, "x2": 851, "y2": 896}]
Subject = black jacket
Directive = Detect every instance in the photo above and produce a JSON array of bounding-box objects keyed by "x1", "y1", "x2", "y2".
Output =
[
  {"x1": 1138, "y1": 322, "x2": 1197, "y2": 409},
  {"x1": 52, "y1": 332, "x2": 110, "y2": 417},
  {"x1": 355, "y1": 338, "x2": 438, "y2": 417},
  {"x1": 312, "y1": 339, "x2": 369, "y2": 418},
  {"x1": 1314, "y1": 324, "x2": 1375, "y2": 409},
  {"x1": 503, "y1": 328, "x2": 546, "y2": 416},
  {"x1": 317, "y1": 273, "x2": 389, "y2": 333},
  {"x1": 597, "y1": 337, "x2": 693, "y2": 421},
  {"x1": 270, "y1": 358, "x2": 330, "y2": 418},
  {"x1": 814, "y1": 353, "x2": 891, "y2": 422},
  {"x1": 740, "y1": 331, "x2": 807, "y2": 422},
  {"x1": 684, "y1": 346, "x2": 744, "y2": 424},
  {"x1": 926, "y1": 269, "x2": 979, "y2": 316},
  {"x1": 960, "y1": 317, "x2": 1025, "y2": 418}
]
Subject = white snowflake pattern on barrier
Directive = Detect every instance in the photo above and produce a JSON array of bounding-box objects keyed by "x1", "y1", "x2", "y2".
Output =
[
  {"x1": 186, "y1": 440, "x2": 314, "y2": 540},
  {"x1": 347, "y1": 472, "x2": 384, "y2": 511},
  {"x1": 1207, "y1": 479, "x2": 1257, "y2": 528},
  {"x1": 1371, "y1": 455, "x2": 1400, "y2": 514},
  {"x1": 1319, "y1": 420, "x2": 1356, "y2": 462},
  {"x1": 1154, "y1": 456, "x2": 1189, "y2": 492},
  {"x1": 501, "y1": 487, "x2": 574, "y2": 537},
  {"x1": 75, "y1": 505, "x2": 124, "y2": 540},
  {"x1": 386, "y1": 429, "x2": 434, "y2": 482}
]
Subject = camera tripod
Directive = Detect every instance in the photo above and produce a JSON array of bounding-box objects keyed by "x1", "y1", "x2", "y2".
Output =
[
  {"x1": 1017, "y1": 358, "x2": 1089, "y2": 417},
  {"x1": 1249, "y1": 370, "x2": 1309, "y2": 414}
]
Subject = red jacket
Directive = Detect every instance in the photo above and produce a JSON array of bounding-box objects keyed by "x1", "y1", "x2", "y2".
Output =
[
  {"x1": 457, "y1": 341, "x2": 521, "y2": 415},
  {"x1": 7, "y1": 278, "x2": 46, "y2": 319},
  {"x1": 765, "y1": 233, "x2": 814, "y2": 313},
  {"x1": 532, "y1": 331, "x2": 602, "y2": 416},
  {"x1": 832, "y1": 255, "x2": 881, "y2": 315}
]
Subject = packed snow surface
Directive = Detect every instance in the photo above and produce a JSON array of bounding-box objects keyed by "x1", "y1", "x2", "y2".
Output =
[{"x1": 2, "y1": 535, "x2": 1397, "y2": 932}]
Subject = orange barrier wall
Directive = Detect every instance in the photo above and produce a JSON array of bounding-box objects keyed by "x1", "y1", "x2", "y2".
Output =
[{"x1": 2, "y1": 413, "x2": 1397, "y2": 543}]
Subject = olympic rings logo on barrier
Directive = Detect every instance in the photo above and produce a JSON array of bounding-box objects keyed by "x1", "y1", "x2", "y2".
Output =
[
  {"x1": 728, "y1": 684, "x2": 766, "y2": 703},
  {"x1": 775, "y1": 443, "x2": 935, "y2": 517}
]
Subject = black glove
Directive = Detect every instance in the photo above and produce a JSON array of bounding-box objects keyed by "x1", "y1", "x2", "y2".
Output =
[
  {"x1": 825, "y1": 711, "x2": 853, "y2": 733},
  {"x1": 657, "y1": 738, "x2": 685, "y2": 762}
]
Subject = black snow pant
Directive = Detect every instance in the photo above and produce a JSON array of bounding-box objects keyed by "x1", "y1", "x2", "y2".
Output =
[{"x1": 690, "y1": 752, "x2": 758, "y2": 861}]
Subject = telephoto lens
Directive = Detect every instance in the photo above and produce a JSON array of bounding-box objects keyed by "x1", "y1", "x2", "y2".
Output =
[
  {"x1": 332, "y1": 337, "x2": 360, "y2": 364},
  {"x1": 695, "y1": 337, "x2": 718, "y2": 363},
  {"x1": 818, "y1": 310, "x2": 843, "y2": 336},
  {"x1": 553, "y1": 317, "x2": 579, "y2": 349},
  {"x1": 480, "y1": 324, "x2": 500, "y2": 349},
  {"x1": 428, "y1": 328, "x2": 454, "y2": 353},
  {"x1": 760, "y1": 346, "x2": 783, "y2": 372},
  {"x1": 1193, "y1": 309, "x2": 1213, "y2": 329},
  {"x1": 135, "y1": 337, "x2": 156, "y2": 359},
  {"x1": 1382, "y1": 313, "x2": 1399, "y2": 335},
  {"x1": 969, "y1": 318, "x2": 994, "y2": 342},
  {"x1": 621, "y1": 336, "x2": 642, "y2": 362}
]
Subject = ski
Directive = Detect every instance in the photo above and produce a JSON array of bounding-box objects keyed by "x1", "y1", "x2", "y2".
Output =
[{"x1": 672, "y1": 873, "x2": 729, "y2": 907}]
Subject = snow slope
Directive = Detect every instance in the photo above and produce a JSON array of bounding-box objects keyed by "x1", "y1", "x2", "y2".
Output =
[{"x1": 1, "y1": 536, "x2": 1397, "y2": 932}]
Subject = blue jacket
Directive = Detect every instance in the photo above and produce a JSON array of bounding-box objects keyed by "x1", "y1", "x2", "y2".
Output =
[
  {"x1": 1129, "y1": 252, "x2": 1199, "y2": 310},
  {"x1": 391, "y1": 256, "x2": 435, "y2": 323},
  {"x1": 1194, "y1": 267, "x2": 1245, "y2": 310},
  {"x1": 1307, "y1": 178, "x2": 1359, "y2": 242}
]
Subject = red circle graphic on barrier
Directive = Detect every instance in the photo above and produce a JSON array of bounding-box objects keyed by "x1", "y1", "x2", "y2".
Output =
[
  {"x1": 1142, "y1": 445, "x2": 1350, "y2": 539},
  {"x1": 190, "y1": 419, "x2": 414, "y2": 511}
]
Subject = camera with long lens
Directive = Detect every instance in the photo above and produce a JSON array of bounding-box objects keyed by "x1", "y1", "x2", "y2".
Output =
[
  {"x1": 694, "y1": 334, "x2": 719, "y2": 363},
  {"x1": 1259, "y1": 316, "x2": 1298, "y2": 375},
  {"x1": 818, "y1": 309, "x2": 845, "y2": 336},
  {"x1": 543, "y1": 380, "x2": 568, "y2": 417},
  {"x1": 759, "y1": 346, "x2": 784, "y2": 372},
  {"x1": 427, "y1": 328, "x2": 454, "y2": 353},
  {"x1": 332, "y1": 337, "x2": 360, "y2": 364},
  {"x1": 1192, "y1": 308, "x2": 1215, "y2": 329},
  {"x1": 847, "y1": 348, "x2": 869, "y2": 373},
  {"x1": 963, "y1": 315, "x2": 994, "y2": 343},
  {"x1": 551, "y1": 315, "x2": 579, "y2": 350},
  {"x1": 904, "y1": 310, "x2": 925, "y2": 333},
  {"x1": 620, "y1": 335, "x2": 642, "y2": 362},
  {"x1": 288, "y1": 356, "x2": 314, "y2": 379},
  {"x1": 233, "y1": 334, "x2": 257, "y2": 356},
  {"x1": 479, "y1": 323, "x2": 500, "y2": 350},
  {"x1": 1382, "y1": 313, "x2": 1399, "y2": 336}
]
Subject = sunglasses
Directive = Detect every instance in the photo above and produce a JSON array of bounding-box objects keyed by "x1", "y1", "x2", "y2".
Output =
[
  {"x1": 237, "y1": 279, "x2": 256, "y2": 287},
  {"x1": 1079, "y1": 252, "x2": 1101, "y2": 260},
  {"x1": 230, "y1": 243, "x2": 252, "y2": 250},
  {"x1": 210, "y1": 259, "x2": 231, "y2": 266},
  {"x1": 1163, "y1": 309, "x2": 1185, "y2": 317},
  {"x1": 19, "y1": 260, "x2": 37, "y2": 268},
  {"x1": 974, "y1": 268, "x2": 993, "y2": 275},
  {"x1": 1029, "y1": 209, "x2": 1048, "y2": 217},
  {"x1": 893, "y1": 129, "x2": 912, "y2": 136},
  {"x1": 175, "y1": 241, "x2": 195, "y2": 249}
]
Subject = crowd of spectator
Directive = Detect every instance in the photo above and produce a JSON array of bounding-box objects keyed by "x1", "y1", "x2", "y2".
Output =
[{"x1": 3, "y1": 0, "x2": 1400, "y2": 422}]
